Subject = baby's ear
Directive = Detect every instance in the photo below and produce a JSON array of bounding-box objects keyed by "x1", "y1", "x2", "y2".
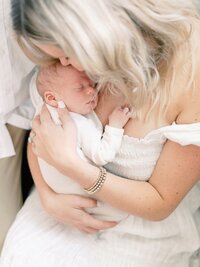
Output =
[{"x1": 44, "y1": 91, "x2": 58, "y2": 107}]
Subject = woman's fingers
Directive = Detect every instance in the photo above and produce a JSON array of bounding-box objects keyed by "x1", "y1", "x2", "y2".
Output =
[
  {"x1": 77, "y1": 211, "x2": 117, "y2": 231},
  {"x1": 75, "y1": 224, "x2": 99, "y2": 234},
  {"x1": 32, "y1": 105, "x2": 54, "y2": 135},
  {"x1": 43, "y1": 193, "x2": 118, "y2": 232},
  {"x1": 57, "y1": 106, "x2": 74, "y2": 130},
  {"x1": 28, "y1": 130, "x2": 36, "y2": 144},
  {"x1": 39, "y1": 104, "x2": 53, "y2": 124},
  {"x1": 52, "y1": 205, "x2": 117, "y2": 232},
  {"x1": 69, "y1": 195, "x2": 118, "y2": 230},
  {"x1": 31, "y1": 114, "x2": 41, "y2": 132},
  {"x1": 73, "y1": 195, "x2": 97, "y2": 208},
  {"x1": 63, "y1": 195, "x2": 117, "y2": 230},
  {"x1": 86, "y1": 217, "x2": 117, "y2": 231}
]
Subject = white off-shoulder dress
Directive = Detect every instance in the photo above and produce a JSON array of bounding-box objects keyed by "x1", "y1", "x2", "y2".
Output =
[{"x1": 1, "y1": 121, "x2": 200, "y2": 267}]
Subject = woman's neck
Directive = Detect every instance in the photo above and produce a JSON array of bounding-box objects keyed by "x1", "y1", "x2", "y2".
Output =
[{"x1": 95, "y1": 90, "x2": 124, "y2": 126}]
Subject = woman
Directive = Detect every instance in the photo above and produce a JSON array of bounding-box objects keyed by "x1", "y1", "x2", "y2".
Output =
[{"x1": 1, "y1": 0, "x2": 200, "y2": 266}]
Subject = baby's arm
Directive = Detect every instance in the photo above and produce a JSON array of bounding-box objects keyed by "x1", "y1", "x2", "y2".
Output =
[
  {"x1": 108, "y1": 106, "x2": 132, "y2": 128},
  {"x1": 80, "y1": 107, "x2": 132, "y2": 166}
]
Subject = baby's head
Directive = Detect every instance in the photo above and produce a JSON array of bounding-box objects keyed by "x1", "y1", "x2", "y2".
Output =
[{"x1": 37, "y1": 62, "x2": 98, "y2": 115}]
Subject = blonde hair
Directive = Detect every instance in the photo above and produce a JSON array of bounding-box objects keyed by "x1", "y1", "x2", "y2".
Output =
[{"x1": 12, "y1": 0, "x2": 199, "y2": 118}]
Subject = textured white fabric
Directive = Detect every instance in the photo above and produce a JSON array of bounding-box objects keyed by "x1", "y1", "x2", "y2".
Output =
[
  {"x1": 1, "y1": 121, "x2": 200, "y2": 266},
  {"x1": 0, "y1": 0, "x2": 34, "y2": 158},
  {"x1": 106, "y1": 122, "x2": 200, "y2": 180}
]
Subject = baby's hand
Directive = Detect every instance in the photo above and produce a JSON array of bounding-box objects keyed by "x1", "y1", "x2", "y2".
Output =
[{"x1": 108, "y1": 106, "x2": 133, "y2": 128}]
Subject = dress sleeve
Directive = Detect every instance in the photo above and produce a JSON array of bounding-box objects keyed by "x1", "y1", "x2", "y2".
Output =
[{"x1": 161, "y1": 123, "x2": 200, "y2": 146}]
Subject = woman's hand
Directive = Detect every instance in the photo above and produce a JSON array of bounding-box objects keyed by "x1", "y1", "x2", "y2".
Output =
[
  {"x1": 31, "y1": 105, "x2": 78, "y2": 168},
  {"x1": 28, "y1": 142, "x2": 117, "y2": 233},
  {"x1": 41, "y1": 189, "x2": 117, "y2": 233}
]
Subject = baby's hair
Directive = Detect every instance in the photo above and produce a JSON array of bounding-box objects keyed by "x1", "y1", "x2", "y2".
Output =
[
  {"x1": 12, "y1": 0, "x2": 200, "y2": 118},
  {"x1": 36, "y1": 63, "x2": 61, "y2": 98}
]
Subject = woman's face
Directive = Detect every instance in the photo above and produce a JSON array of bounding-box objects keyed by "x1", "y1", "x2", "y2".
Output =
[{"x1": 34, "y1": 43, "x2": 84, "y2": 71}]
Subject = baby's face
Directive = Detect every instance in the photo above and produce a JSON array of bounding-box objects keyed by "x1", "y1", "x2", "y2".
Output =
[{"x1": 55, "y1": 65, "x2": 98, "y2": 115}]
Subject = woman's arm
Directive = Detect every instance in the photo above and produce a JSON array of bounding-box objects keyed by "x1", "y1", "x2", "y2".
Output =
[
  {"x1": 27, "y1": 142, "x2": 117, "y2": 232},
  {"x1": 98, "y1": 141, "x2": 200, "y2": 220},
  {"x1": 31, "y1": 106, "x2": 200, "y2": 221},
  {"x1": 60, "y1": 141, "x2": 200, "y2": 221}
]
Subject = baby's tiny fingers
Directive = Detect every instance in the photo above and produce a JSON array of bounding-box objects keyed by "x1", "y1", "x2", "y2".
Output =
[
  {"x1": 129, "y1": 108, "x2": 137, "y2": 118},
  {"x1": 122, "y1": 107, "x2": 130, "y2": 114}
]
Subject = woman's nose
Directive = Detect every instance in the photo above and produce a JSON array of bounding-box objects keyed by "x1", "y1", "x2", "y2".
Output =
[{"x1": 59, "y1": 57, "x2": 69, "y2": 66}]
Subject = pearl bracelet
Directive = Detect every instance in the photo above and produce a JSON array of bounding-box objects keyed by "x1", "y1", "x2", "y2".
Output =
[{"x1": 83, "y1": 167, "x2": 107, "y2": 195}]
